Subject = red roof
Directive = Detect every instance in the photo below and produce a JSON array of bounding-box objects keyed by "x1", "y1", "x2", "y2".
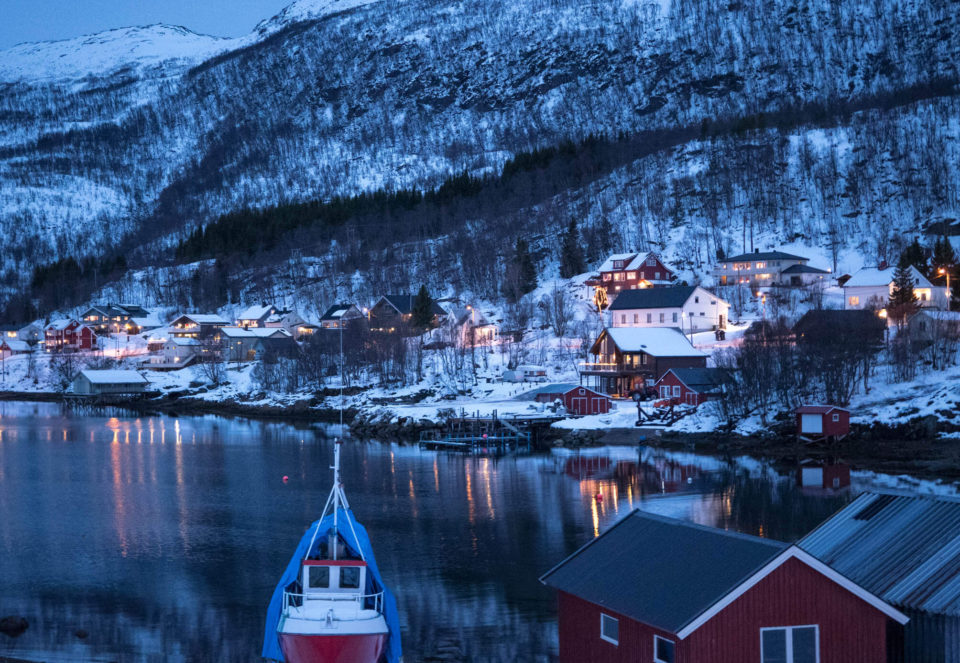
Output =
[{"x1": 796, "y1": 405, "x2": 849, "y2": 415}]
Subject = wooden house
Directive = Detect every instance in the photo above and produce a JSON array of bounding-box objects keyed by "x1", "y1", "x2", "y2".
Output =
[
  {"x1": 521, "y1": 383, "x2": 611, "y2": 415},
  {"x1": 541, "y1": 510, "x2": 907, "y2": 663},
  {"x1": 80, "y1": 304, "x2": 150, "y2": 335},
  {"x1": 587, "y1": 252, "x2": 675, "y2": 295},
  {"x1": 445, "y1": 304, "x2": 497, "y2": 346},
  {"x1": 236, "y1": 304, "x2": 279, "y2": 328},
  {"x1": 319, "y1": 304, "x2": 365, "y2": 330},
  {"x1": 0, "y1": 325, "x2": 19, "y2": 340},
  {"x1": 502, "y1": 365, "x2": 547, "y2": 382},
  {"x1": 795, "y1": 405, "x2": 850, "y2": 443},
  {"x1": 582, "y1": 327, "x2": 707, "y2": 397},
  {"x1": 843, "y1": 265, "x2": 946, "y2": 311},
  {"x1": 654, "y1": 367, "x2": 732, "y2": 406},
  {"x1": 713, "y1": 249, "x2": 811, "y2": 286},
  {"x1": 17, "y1": 323, "x2": 42, "y2": 344},
  {"x1": 801, "y1": 492, "x2": 960, "y2": 663},
  {"x1": 368, "y1": 295, "x2": 446, "y2": 333},
  {"x1": 44, "y1": 319, "x2": 97, "y2": 352},
  {"x1": 72, "y1": 370, "x2": 149, "y2": 396},
  {"x1": 908, "y1": 309, "x2": 960, "y2": 343},
  {"x1": 793, "y1": 309, "x2": 886, "y2": 347},
  {"x1": 221, "y1": 326, "x2": 293, "y2": 362},
  {"x1": 608, "y1": 286, "x2": 729, "y2": 332},
  {"x1": 0, "y1": 338, "x2": 32, "y2": 358},
  {"x1": 144, "y1": 338, "x2": 200, "y2": 370},
  {"x1": 169, "y1": 314, "x2": 230, "y2": 340}
]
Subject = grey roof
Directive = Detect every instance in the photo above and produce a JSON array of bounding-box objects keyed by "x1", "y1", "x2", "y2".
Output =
[
  {"x1": 781, "y1": 264, "x2": 830, "y2": 275},
  {"x1": 320, "y1": 304, "x2": 361, "y2": 321},
  {"x1": 608, "y1": 286, "x2": 696, "y2": 310},
  {"x1": 380, "y1": 295, "x2": 446, "y2": 317},
  {"x1": 541, "y1": 510, "x2": 788, "y2": 633},
  {"x1": 800, "y1": 492, "x2": 960, "y2": 616},
  {"x1": 517, "y1": 383, "x2": 602, "y2": 400},
  {"x1": 663, "y1": 367, "x2": 733, "y2": 392},
  {"x1": 724, "y1": 250, "x2": 809, "y2": 262}
]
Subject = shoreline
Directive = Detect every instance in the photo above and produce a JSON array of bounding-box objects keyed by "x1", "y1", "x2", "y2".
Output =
[{"x1": 2, "y1": 391, "x2": 957, "y2": 483}]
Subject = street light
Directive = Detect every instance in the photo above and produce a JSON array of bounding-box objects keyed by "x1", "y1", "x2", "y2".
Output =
[{"x1": 939, "y1": 267, "x2": 952, "y2": 306}]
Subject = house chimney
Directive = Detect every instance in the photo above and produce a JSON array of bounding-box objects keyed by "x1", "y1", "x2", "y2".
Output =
[{"x1": 754, "y1": 248, "x2": 759, "y2": 254}]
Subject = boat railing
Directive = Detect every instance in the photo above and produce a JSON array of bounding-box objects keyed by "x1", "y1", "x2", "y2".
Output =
[{"x1": 282, "y1": 589, "x2": 384, "y2": 616}]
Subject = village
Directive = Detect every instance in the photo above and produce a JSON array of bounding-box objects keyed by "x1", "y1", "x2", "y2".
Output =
[{"x1": 1, "y1": 240, "x2": 958, "y2": 449}]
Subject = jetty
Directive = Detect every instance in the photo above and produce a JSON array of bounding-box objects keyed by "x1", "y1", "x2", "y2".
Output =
[{"x1": 419, "y1": 409, "x2": 560, "y2": 454}]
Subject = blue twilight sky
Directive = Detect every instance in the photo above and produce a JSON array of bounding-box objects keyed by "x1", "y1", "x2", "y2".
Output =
[{"x1": 0, "y1": 0, "x2": 292, "y2": 49}]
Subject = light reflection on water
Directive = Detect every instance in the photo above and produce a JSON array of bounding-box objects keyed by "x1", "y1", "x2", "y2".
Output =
[{"x1": 0, "y1": 401, "x2": 934, "y2": 662}]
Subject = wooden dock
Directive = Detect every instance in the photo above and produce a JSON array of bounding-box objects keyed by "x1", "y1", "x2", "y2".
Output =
[{"x1": 419, "y1": 410, "x2": 544, "y2": 454}]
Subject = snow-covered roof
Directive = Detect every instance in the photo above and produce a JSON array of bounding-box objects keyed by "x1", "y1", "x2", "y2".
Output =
[
  {"x1": 0, "y1": 339, "x2": 31, "y2": 352},
  {"x1": 844, "y1": 265, "x2": 932, "y2": 288},
  {"x1": 600, "y1": 327, "x2": 706, "y2": 357},
  {"x1": 238, "y1": 304, "x2": 275, "y2": 320},
  {"x1": 46, "y1": 318, "x2": 76, "y2": 330},
  {"x1": 78, "y1": 370, "x2": 148, "y2": 385},
  {"x1": 168, "y1": 337, "x2": 201, "y2": 346},
  {"x1": 598, "y1": 252, "x2": 640, "y2": 272},
  {"x1": 724, "y1": 250, "x2": 809, "y2": 262},
  {"x1": 913, "y1": 310, "x2": 960, "y2": 322},
  {"x1": 221, "y1": 326, "x2": 291, "y2": 338},
  {"x1": 132, "y1": 316, "x2": 162, "y2": 327},
  {"x1": 177, "y1": 314, "x2": 231, "y2": 325}
]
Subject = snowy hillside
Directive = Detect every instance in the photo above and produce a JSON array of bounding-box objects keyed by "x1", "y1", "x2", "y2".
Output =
[
  {"x1": 0, "y1": 25, "x2": 233, "y2": 83},
  {"x1": 1, "y1": 0, "x2": 959, "y2": 307}
]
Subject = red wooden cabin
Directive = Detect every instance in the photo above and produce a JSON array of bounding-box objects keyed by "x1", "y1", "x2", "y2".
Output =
[
  {"x1": 44, "y1": 319, "x2": 97, "y2": 352},
  {"x1": 795, "y1": 405, "x2": 850, "y2": 443},
  {"x1": 541, "y1": 510, "x2": 907, "y2": 663},
  {"x1": 526, "y1": 383, "x2": 612, "y2": 415},
  {"x1": 654, "y1": 368, "x2": 731, "y2": 407},
  {"x1": 587, "y1": 252, "x2": 676, "y2": 294}
]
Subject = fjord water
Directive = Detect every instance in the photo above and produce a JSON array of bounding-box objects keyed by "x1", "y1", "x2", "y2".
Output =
[{"x1": 0, "y1": 401, "x2": 862, "y2": 662}]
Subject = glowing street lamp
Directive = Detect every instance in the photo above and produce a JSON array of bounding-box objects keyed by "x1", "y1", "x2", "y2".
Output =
[{"x1": 939, "y1": 267, "x2": 952, "y2": 305}]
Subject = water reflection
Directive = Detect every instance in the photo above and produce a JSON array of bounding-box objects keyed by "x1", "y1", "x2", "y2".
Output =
[{"x1": 0, "y1": 401, "x2": 955, "y2": 662}]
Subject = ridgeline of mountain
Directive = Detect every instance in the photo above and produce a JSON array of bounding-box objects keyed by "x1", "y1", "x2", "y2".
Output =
[{"x1": 1, "y1": 0, "x2": 958, "y2": 312}]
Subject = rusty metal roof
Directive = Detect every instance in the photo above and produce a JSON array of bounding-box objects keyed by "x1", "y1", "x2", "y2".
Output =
[{"x1": 800, "y1": 492, "x2": 960, "y2": 616}]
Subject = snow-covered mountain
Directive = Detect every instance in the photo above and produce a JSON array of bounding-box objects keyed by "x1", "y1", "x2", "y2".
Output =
[{"x1": 1, "y1": 0, "x2": 958, "y2": 308}]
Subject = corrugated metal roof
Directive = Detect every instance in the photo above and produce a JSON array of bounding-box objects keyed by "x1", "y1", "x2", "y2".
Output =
[
  {"x1": 540, "y1": 511, "x2": 787, "y2": 634},
  {"x1": 724, "y1": 250, "x2": 809, "y2": 262},
  {"x1": 800, "y1": 492, "x2": 960, "y2": 616},
  {"x1": 608, "y1": 286, "x2": 696, "y2": 310}
]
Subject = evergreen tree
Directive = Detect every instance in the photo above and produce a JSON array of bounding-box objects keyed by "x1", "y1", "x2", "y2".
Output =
[
  {"x1": 897, "y1": 238, "x2": 927, "y2": 273},
  {"x1": 888, "y1": 263, "x2": 920, "y2": 326},
  {"x1": 515, "y1": 238, "x2": 537, "y2": 295},
  {"x1": 411, "y1": 285, "x2": 435, "y2": 330},
  {"x1": 559, "y1": 219, "x2": 586, "y2": 278}
]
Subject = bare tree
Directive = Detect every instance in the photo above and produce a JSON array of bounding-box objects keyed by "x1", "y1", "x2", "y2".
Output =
[
  {"x1": 540, "y1": 282, "x2": 573, "y2": 338},
  {"x1": 49, "y1": 353, "x2": 79, "y2": 392}
]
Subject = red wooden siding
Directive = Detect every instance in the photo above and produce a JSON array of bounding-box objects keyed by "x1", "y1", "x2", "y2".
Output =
[
  {"x1": 655, "y1": 371, "x2": 708, "y2": 406},
  {"x1": 795, "y1": 408, "x2": 850, "y2": 438},
  {"x1": 557, "y1": 558, "x2": 896, "y2": 663}
]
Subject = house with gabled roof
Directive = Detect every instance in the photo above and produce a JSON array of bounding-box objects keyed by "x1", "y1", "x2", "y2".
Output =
[
  {"x1": 0, "y1": 338, "x2": 32, "y2": 357},
  {"x1": 542, "y1": 510, "x2": 907, "y2": 663},
  {"x1": 654, "y1": 367, "x2": 733, "y2": 406},
  {"x1": 236, "y1": 304, "x2": 279, "y2": 328},
  {"x1": 369, "y1": 294, "x2": 446, "y2": 333},
  {"x1": 581, "y1": 327, "x2": 706, "y2": 397},
  {"x1": 518, "y1": 383, "x2": 611, "y2": 415},
  {"x1": 320, "y1": 304, "x2": 364, "y2": 330},
  {"x1": 801, "y1": 492, "x2": 960, "y2": 663},
  {"x1": 169, "y1": 314, "x2": 231, "y2": 340},
  {"x1": 221, "y1": 326, "x2": 293, "y2": 362},
  {"x1": 72, "y1": 370, "x2": 149, "y2": 396},
  {"x1": 587, "y1": 252, "x2": 676, "y2": 297},
  {"x1": 44, "y1": 319, "x2": 97, "y2": 352},
  {"x1": 608, "y1": 286, "x2": 729, "y2": 332},
  {"x1": 843, "y1": 265, "x2": 947, "y2": 311},
  {"x1": 714, "y1": 249, "x2": 813, "y2": 286}
]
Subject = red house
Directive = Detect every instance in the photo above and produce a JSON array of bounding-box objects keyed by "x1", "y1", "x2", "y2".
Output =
[
  {"x1": 587, "y1": 252, "x2": 676, "y2": 295},
  {"x1": 795, "y1": 405, "x2": 850, "y2": 443},
  {"x1": 541, "y1": 511, "x2": 907, "y2": 663},
  {"x1": 654, "y1": 368, "x2": 732, "y2": 406},
  {"x1": 524, "y1": 383, "x2": 612, "y2": 415},
  {"x1": 44, "y1": 319, "x2": 97, "y2": 352}
]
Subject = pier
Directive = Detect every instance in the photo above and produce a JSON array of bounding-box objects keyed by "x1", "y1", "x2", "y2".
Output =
[{"x1": 418, "y1": 409, "x2": 562, "y2": 454}]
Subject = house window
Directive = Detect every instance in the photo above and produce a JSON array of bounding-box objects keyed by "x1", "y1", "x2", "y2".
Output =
[
  {"x1": 613, "y1": 261, "x2": 623, "y2": 269},
  {"x1": 620, "y1": 314, "x2": 626, "y2": 325},
  {"x1": 761, "y1": 625, "x2": 819, "y2": 663},
  {"x1": 645, "y1": 313, "x2": 651, "y2": 323},
  {"x1": 659, "y1": 313, "x2": 665, "y2": 323},
  {"x1": 832, "y1": 414, "x2": 839, "y2": 422},
  {"x1": 672, "y1": 386, "x2": 681, "y2": 397},
  {"x1": 756, "y1": 262, "x2": 765, "y2": 269},
  {"x1": 641, "y1": 353, "x2": 648, "y2": 365},
  {"x1": 627, "y1": 272, "x2": 637, "y2": 280},
  {"x1": 635, "y1": 313, "x2": 640, "y2": 324},
  {"x1": 654, "y1": 635, "x2": 676, "y2": 663},
  {"x1": 579, "y1": 388, "x2": 585, "y2": 395},
  {"x1": 660, "y1": 386, "x2": 670, "y2": 398},
  {"x1": 647, "y1": 258, "x2": 656, "y2": 266},
  {"x1": 695, "y1": 296, "x2": 700, "y2": 303},
  {"x1": 603, "y1": 273, "x2": 612, "y2": 281},
  {"x1": 699, "y1": 311, "x2": 705, "y2": 316},
  {"x1": 672, "y1": 312, "x2": 678, "y2": 323},
  {"x1": 655, "y1": 271, "x2": 660, "y2": 279},
  {"x1": 849, "y1": 296, "x2": 860, "y2": 307},
  {"x1": 600, "y1": 613, "x2": 619, "y2": 645},
  {"x1": 614, "y1": 273, "x2": 623, "y2": 281}
]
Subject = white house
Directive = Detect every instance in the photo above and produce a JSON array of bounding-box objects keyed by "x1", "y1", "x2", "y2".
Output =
[
  {"x1": 713, "y1": 249, "x2": 812, "y2": 286},
  {"x1": 607, "y1": 285, "x2": 730, "y2": 332},
  {"x1": 843, "y1": 266, "x2": 946, "y2": 311},
  {"x1": 145, "y1": 338, "x2": 200, "y2": 370}
]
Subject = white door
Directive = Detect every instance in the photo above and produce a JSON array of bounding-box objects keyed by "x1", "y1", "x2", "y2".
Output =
[
  {"x1": 801, "y1": 467, "x2": 823, "y2": 487},
  {"x1": 801, "y1": 414, "x2": 823, "y2": 434}
]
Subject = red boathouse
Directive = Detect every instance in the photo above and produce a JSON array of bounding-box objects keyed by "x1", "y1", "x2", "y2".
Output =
[
  {"x1": 795, "y1": 405, "x2": 850, "y2": 443},
  {"x1": 523, "y1": 383, "x2": 612, "y2": 415},
  {"x1": 540, "y1": 510, "x2": 907, "y2": 663}
]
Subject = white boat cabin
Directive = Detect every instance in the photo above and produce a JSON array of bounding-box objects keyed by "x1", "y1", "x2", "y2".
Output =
[{"x1": 302, "y1": 560, "x2": 367, "y2": 597}]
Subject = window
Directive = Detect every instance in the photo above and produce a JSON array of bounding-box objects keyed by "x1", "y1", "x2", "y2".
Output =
[
  {"x1": 641, "y1": 353, "x2": 648, "y2": 365},
  {"x1": 660, "y1": 386, "x2": 670, "y2": 398},
  {"x1": 627, "y1": 272, "x2": 636, "y2": 280},
  {"x1": 699, "y1": 311, "x2": 705, "y2": 316},
  {"x1": 756, "y1": 262, "x2": 765, "y2": 269},
  {"x1": 761, "y1": 626, "x2": 819, "y2": 663},
  {"x1": 655, "y1": 271, "x2": 660, "y2": 279},
  {"x1": 603, "y1": 273, "x2": 612, "y2": 281},
  {"x1": 694, "y1": 296, "x2": 700, "y2": 303},
  {"x1": 849, "y1": 296, "x2": 860, "y2": 307},
  {"x1": 632, "y1": 313, "x2": 639, "y2": 324},
  {"x1": 620, "y1": 314, "x2": 626, "y2": 325},
  {"x1": 672, "y1": 386, "x2": 681, "y2": 397},
  {"x1": 579, "y1": 388, "x2": 585, "y2": 395},
  {"x1": 340, "y1": 566, "x2": 361, "y2": 589},
  {"x1": 308, "y1": 566, "x2": 330, "y2": 589},
  {"x1": 832, "y1": 413, "x2": 839, "y2": 422},
  {"x1": 600, "y1": 614, "x2": 619, "y2": 645},
  {"x1": 647, "y1": 258, "x2": 656, "y2": 266},
  {"x1": 613, "y1": 261, "x2": 623, "y2": 269},
  {"x1": 654, "y1": 635, "x2": 676, "y2": 663},
  {"x1": 659, "y1": 313, "x2": 665, "y2": 323},
  {"x1": 672, "y1": 312, "x2": 678, "y2": 323},
  {"x1": 614, "y1": 273, "x2": 623, "y2": 281},
  {"x1": 646, "y1": 313, "x2": 652, "y2": 323}
]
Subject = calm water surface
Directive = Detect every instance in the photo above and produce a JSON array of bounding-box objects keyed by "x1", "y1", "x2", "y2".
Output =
[{"x1": 0, "y1": 401, "x2": 922, "y2": 662}]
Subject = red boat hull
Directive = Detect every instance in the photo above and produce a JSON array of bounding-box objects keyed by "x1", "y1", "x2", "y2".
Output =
[{"x1": 279, "y1": 632, "x2": 386, "y2": 663}]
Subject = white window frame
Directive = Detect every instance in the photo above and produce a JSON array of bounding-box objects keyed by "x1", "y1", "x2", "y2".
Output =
[
  {"x1": 672, "y1": 385, "x2": 681, "y2": 397},
  {"x1": 832, "y1": 413, "x2": 839, "y2": 422},
  {"x1": 760, "y1": 625, "x2": 820, "y2": 663},
  {"x1": 653, "y1": 634, "x2": 676, "y2": 663},
  {"x1": 600, "y1": 613, "x2": 619, "y2": 645}
]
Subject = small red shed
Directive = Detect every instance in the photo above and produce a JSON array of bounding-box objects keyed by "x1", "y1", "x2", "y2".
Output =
[
  {"x1": 797, "y1": 459, "x2": 851, "y2": 493},
  {"x1": 795, "y1": 405, "x2": 850, "y2": 443},
  {"x1": 525, "y1": 383, "x2": 612, "y2": 415},
  {"x1": 541, "y1": 511, "x2": 908, "y2": 663},
  {"x1": 654, "y1": 368, "x2": 732, "y2": 407}
]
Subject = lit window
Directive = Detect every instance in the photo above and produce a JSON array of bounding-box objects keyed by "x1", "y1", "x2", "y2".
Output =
[
  {"x1": 654, "y1": 635, "x2": 676, "y2": 663},
  {"x1": 761, "y1": 625, "x2": 818, "y2": 663},
  {"x1": 849, "y1": 296, "x2": 860, "y2": 307},
  {"x1": 627, "y1": 272, "x2": 636, "y2": 280},
  {"x1": 756, "y1": 262, "x2": 765, "y2": 269},
  {"x1": 600, "y1": 614, "x2": 619, "y2": 645}
]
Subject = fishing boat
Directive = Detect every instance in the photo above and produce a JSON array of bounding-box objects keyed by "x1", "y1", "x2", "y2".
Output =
[{"x1": 262, "y1": 324, "x2": 401, "y2": 663}]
